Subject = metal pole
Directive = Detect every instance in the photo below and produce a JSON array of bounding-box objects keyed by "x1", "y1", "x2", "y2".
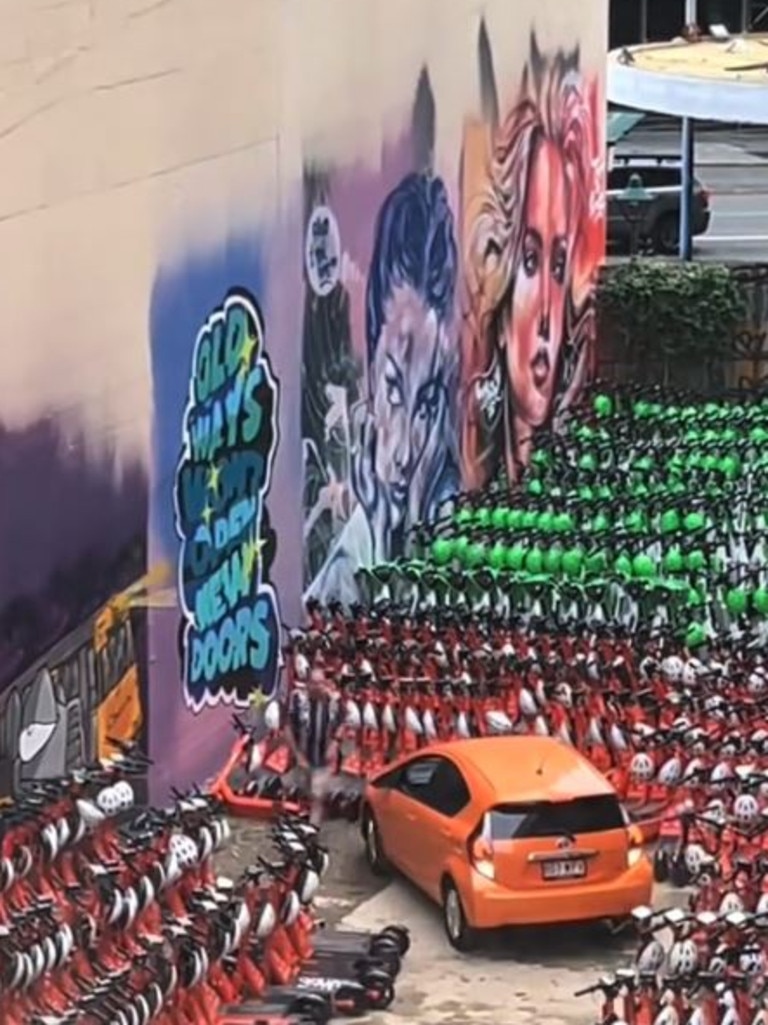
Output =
[
  {"x1": 741, "y1": 0, "x2": 750, "y2": 31},
  {"x1": 640, "y1": 0, "x2": 649, "y2": 42},
  {"x1": 679, "y1": 0, "x2": 698, "y2": 260},
  {"x1": 679, "y1": 117, "x2": 695, "y2": 260}
]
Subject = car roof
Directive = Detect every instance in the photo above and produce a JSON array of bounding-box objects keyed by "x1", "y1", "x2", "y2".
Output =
[{"x1": 429, "y1": 737, "x2": 615, "y2": 804}]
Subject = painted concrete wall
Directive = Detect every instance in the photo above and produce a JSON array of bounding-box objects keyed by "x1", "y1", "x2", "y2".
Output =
[{"x1": 0, "y1": 0, "x2": 607, "y2": 800}]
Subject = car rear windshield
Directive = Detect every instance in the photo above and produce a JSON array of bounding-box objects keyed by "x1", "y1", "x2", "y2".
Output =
[{"x1": 488, "y1": 795, "x2": 625, "y2": 840}]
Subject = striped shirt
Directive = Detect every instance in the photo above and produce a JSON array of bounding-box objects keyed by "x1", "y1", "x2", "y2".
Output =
[{"x1": 289, "y1": 691, "x2": 340, "y2": 769}]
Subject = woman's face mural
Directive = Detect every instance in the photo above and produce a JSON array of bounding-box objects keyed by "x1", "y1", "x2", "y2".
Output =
[
  {"x1": 364, "y1": 171, "x2": 459, "y2": 544},
  {"x1": 506, "y1": 136, "x2": 569, "y2": 428},
  {"x1": 461, "y1": 32, "x2": 605, "y2": 488},
  {"x1": 371, "y1": 282, "x2": 448, "y2": 531},
  {"x1": 301, "y1": 167, "x2": 460, "y2": 604}
]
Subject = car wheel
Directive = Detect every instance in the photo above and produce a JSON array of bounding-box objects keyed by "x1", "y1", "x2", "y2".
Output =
[
  {"x1": 653, "y1": 212, "x2": 679, "y2": 255},
  {"x1": 363, "y1": 812, "x2": 390, "y2": 877},
  {"x1": 441, "y1": 879, "x2": 477, "y2": 952},
  {"x1": 653, "y1": 848, "x2": 669, "y2": 883}
]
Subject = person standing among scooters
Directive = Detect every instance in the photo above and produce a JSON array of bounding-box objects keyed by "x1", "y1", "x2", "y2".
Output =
[{"x1": 286, "y1": 668, "x2": 341, "y2": 827}]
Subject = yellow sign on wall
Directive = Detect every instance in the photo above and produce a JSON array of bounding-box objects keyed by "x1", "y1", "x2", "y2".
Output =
[{"x1": 96, "y1": 665, "x2": 142, "y2": 759}]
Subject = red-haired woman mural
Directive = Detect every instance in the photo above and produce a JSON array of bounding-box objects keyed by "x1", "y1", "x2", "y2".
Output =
[{"x1": 460, "y1": 28, "x2": 605, "y2": 489}]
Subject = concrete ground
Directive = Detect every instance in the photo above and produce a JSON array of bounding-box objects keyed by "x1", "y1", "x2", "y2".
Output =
[{"x1": 221, "y1": 818, "x2": 678, "y2": 1025}]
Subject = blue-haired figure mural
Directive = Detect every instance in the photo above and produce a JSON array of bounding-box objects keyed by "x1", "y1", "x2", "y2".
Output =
[{"x1": 302, "y1": 72, "x2": 460, "y2": 603}]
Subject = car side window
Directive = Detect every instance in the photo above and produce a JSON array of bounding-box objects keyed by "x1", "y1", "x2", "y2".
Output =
[
  {"x1": 371, "y1": 766, "x2": 402, "y2": 789},
  {"x1": 399, "y1": 756, "x2": 471, "y2": 817},
  {"x1": 607, "y1": 167, "x2": 629, "y2": 191}
]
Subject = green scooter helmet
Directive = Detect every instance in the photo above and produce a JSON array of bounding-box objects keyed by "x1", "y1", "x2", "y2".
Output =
[
  {"x1": 525, "y1": 548, "x2": 544, "y2": 575},
  {"x1": 430, "y1": 537, "x2": 454, "y2": 565},
  {"x1": 685, "y1": 622, "x2": 707, "y2": 649},
  {"x1": 537, "y1": 511, "x2": 555, "y2": 533},
  {"x1": 725, "y1": 587, "x2": 749, "y2": 617},
  {"x1": 614, "y1": 553, "x2": 633, "y2": 578},
  {"x1": 543, "y1": 547, "x2": 563, "y2": 575},
  {"x1": 632, "y1": 553, "x2": 655, "y2": 579},
  {"x1": 474, "y1": 506, "x2": 491, "y2": 528},
  {"x1": 465, "y1": 542, "x2": 486, "y2": 568},
  {"x1": 488, "y1": 542, "x2": 507, "y2": 570},
  {"x1": 593, "y1": 394, "x2": 613, "y2": 418},
  {"x1": 561, "y1": 548, "x2": 584, "y2": 577},
  {"x1": 506, "y1": 545, "x2": 526, "y2": 572},
  {"x1": 662, "y1": 548, "x2": 685, "y2": 575},
  {"x1": 491, "y1": 506, "x2": 509, "y2": 530},
  {"x1": 660, "y1": 509, "x2": 681, "y2": 535}
]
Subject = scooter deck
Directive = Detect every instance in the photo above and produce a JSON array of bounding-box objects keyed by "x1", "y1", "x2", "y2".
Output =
[
  {"x1": 313, "y1": 925, "x2": 396, "y2": 947},
  {"x1": 217, "y1": 1010, "x2": 313, "y2": 1025},
  {"x1": 296, "y1": 951, "x2": 398, "y2": 980},
  {"x1": 221, "y1": 995, "x2": 331, "y2": 1024},
  {"x1": 305, "y1": 944, "x2": 401, "y2": 976}
]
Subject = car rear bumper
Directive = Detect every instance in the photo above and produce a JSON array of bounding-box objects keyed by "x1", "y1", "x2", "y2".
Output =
[
  {"x1": 693, "y1": 208, "x2": 711, "y2": 236},
  {"x1": 463, "y1": 855, "x2": 653, "y2": 929}
]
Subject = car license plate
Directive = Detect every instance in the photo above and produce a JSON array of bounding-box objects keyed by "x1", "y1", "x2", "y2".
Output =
[{"x1": 541, "y1": 858, "x2": 586, "y2": 880}]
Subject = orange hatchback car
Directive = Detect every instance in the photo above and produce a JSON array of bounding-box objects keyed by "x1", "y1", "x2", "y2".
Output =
[{"x1": 360, "y1": 736, "x2": 652, "y2": 950}]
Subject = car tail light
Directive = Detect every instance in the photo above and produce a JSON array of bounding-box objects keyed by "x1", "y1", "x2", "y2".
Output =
[
  {"x1": 468, "y1": 820, "x2": 495, "y2": 880},
  {"x1": 626, "y1": 824, "x2": 643, "y2": 868}
]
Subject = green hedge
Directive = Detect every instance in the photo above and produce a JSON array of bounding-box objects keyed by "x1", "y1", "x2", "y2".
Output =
[{"x1": 596, "y1": 261, "x2": 746, "y2": 372}]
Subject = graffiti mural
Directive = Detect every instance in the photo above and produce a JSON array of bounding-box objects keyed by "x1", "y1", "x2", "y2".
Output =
[
  {"x1": 300, "y1": 27, "x2": 604, "y2": 602},
  {"x1": 0, "y1": 573, "x2": 150, "y2": 800},
  {"x1": 460, "y1": 27, "x2": 605, "y2": 488},
  {"x1": 302, "y1": 70, "x2": 461, "y2": 604},
  {"x1": 174, "y1": 289, "x2": 281, "y2": 711},
  {"x1": 0, "y1": 418, "x2": 148, "y2": 799}
]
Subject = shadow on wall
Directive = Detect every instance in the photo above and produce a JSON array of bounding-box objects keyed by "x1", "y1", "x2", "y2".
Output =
[{"x1": 0, "y1": 416, "x2": 148, "y2": 799}]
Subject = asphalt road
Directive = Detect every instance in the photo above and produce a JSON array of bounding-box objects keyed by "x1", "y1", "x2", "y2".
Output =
[
  {"x1": 697, "y1": 180, "x2": 768, "y2": 262},
  {"x1": 615, "y1": 125, "x2": 768, "y2": 263}
]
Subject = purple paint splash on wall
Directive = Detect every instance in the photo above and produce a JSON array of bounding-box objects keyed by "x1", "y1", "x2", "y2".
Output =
[{"x1": 0, "y1": 417, "x2": 147, "y2": 692}]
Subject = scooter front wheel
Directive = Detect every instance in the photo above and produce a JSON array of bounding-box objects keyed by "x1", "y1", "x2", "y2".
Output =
[
  {"x1": 292, "y1": 993, "x2": 333, "y2": 1024},
  {"x1": 332, "y1": 982, "x2": 368, "y2": 1017},
  {"x1": 653, "y1": 848, "x2": 669, "y2": 883},
  {"x1": 668, "y1": 852, "x2": 690, "y2": 888},
  {"x1": 363, "y1": 975, "x2": 395, "y2": 1010},
  {"x1": 375, "y1": 925, "x2": 410, "y2": 955},
  {"x1": 366, "y1": 942, "x2": 401, "y2": 976}
]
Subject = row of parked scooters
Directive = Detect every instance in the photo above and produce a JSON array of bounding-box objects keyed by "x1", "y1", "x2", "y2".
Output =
[
  {"x1": 577, "y1": 652, "x2": 768, "y2": 1025},
  {"x1": 214, "y1": 600, "x2": 768, "y2": 842},
  {"x1": 580, "y1": 902, "x2": 768, "y2": 1025},
  {"x1": 238, "y1": 606, "x2": 768, "y2": 1024},
  {"x1": 209, "y1": 601, "x2": 768, "y2": 1022},
  {"x1": 209, "y1": 382, "x2": 768, "y2": 1024},
  {"x1": 0, "y1": 738, "x2": 409, "y2": 1025}
]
